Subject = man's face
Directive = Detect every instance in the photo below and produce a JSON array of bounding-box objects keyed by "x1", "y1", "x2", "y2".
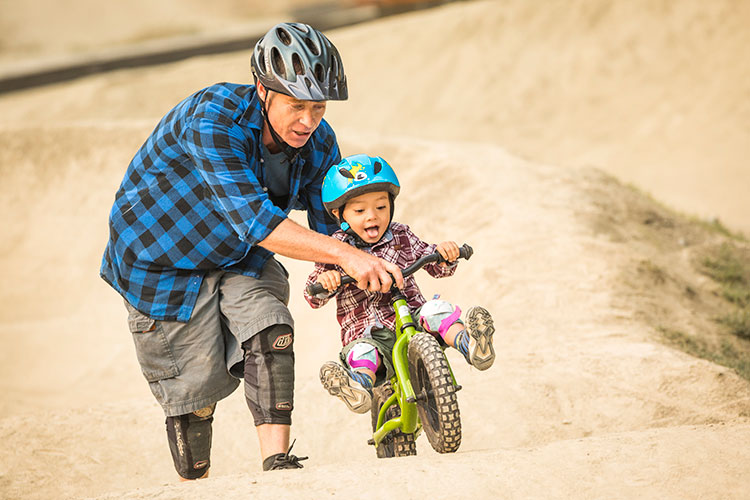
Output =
[{"x1": 258, "y1": 84, "x2": 327, "y2": 149}]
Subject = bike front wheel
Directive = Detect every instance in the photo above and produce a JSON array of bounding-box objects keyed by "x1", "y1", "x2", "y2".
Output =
[
  {"x1": 407, "y1": 332, "x2": 461, "y2": 453},
  {"x1": 371, "y1": 384, "x2": 417, "y2": 458}
]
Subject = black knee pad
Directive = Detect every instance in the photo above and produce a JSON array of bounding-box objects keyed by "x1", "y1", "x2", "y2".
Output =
[
  {"x1": 242, "y1": 324, "x2": 295, "y2": 426},
  {"x1": 165, "y1": 404, "x2": 215, "y2": 479}
]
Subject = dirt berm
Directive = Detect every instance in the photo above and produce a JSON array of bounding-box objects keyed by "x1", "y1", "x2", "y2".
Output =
[{"x1": 1, "y1": 1, "x2": 749, "y2": 499}]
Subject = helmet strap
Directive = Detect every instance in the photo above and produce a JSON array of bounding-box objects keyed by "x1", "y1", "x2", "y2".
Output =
[
  {"x1": 338, "y1": 216, "x2": 369, "y2": 248},
  {"x1": 257, "y1": 87, "x2": 302, "y2": 163},
  {"x1": 388, "y1": 193, "x2": 395, "y2": 223}
]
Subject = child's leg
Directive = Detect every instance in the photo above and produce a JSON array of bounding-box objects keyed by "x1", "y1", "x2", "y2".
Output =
[
  {"x1": 320, "y1": 341, "x2": 381, "y2": 414},
  {"x1": 420, "y1": 300, "x2": 496, "y2": 371},
  {"x1": 462, "y1": 306, "x2": 495, "y2": 370},
  {"x1": 419, "y1": 298, "x2": 464, "y2": 350},
  {"x1": 440, "y1": 321, "x2": 466, "y2": 349},
  {"x1": 345, "y1": 342, "x2": 380, "y2": 387}
]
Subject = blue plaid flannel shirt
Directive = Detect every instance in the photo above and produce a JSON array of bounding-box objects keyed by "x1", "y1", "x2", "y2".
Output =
[{"x1": 100, "y1": 83, "x2": 341, "y2": 322}]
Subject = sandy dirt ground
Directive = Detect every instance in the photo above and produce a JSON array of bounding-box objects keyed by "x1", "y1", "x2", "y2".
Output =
[{"x1": 1, "y1": 1, "x2": 750, "y2": 499}]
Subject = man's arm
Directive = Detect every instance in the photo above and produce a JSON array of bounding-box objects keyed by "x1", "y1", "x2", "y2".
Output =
[{"x1": 258, "y1": 219, "x2": 404, "y2": 293}]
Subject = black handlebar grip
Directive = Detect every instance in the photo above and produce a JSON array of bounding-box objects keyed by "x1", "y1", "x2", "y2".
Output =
[
  {"x1": 459, "y1": 244, "x2": 473, "y2": 260},
  {"x1": 306, "y1": 243, "x2": 473, "y2": 297},
  {"x1": 306, "y1": 282, "x2": 327, "y2": 298}
]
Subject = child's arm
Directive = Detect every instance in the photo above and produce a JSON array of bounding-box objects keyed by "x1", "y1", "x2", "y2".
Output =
[
  {"x1": 399, "y1": 224, "x2": 459, "y2": 279},
  {"x1": 435, "y1": 241, "x2": 460, "y2": 265},
  {"x1": 424, "y1": 240, "x2": 460, "y2": 278},
  {"x1": 316, "y1": 270, "x2": 343, "y2": 293},
  {"x1": 304, "y1": 262, "x2": 341, "y2": 308}
]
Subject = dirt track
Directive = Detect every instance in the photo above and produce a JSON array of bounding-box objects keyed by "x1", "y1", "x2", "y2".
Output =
[{"x1": 1, "y1": 1, "x2": 749, "y2": 499}]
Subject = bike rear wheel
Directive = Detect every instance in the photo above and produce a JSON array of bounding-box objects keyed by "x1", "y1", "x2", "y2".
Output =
[
  {"x1": 407, "y1": 332, "x2": 461, "y2": 453},
  {"x1": 370, "y1": 384, "x2": 417, "y2": 458}
]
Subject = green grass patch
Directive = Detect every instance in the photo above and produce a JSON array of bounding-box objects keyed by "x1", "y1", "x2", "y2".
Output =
[
  {"x1": 623, "y1": 183, "x2": 746, "y2": 241},
  {"x1": 660, "y1": 242, "x2": 750, "y2": 380},
  {"x1": 695, "y1": 218, "x2": 747, "y2": 241},
  {"x1": 703, "y1": 243, "x2": 750, "y2": 305},
  {"x1": 699, "y1": 218, "x2": 748, "y2": 241},
  {"x1": 701, "y1": 242, "x2": 750, "y2": 340},
  {"x1": 659, "y1": 327, "x2": 750, "y2": 382},
  {"x1": 719, "y1": 310, "x2": 750, "y2": 341}
]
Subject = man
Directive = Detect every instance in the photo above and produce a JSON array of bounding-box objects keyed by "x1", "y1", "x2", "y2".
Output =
[{"x1": 100, "y1": 22, "x2": 403, "y2": 479}]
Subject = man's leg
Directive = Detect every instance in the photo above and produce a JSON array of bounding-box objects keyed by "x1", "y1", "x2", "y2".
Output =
[
  {"x1": 167, "y1": 404, "x2": 216, "y2": 480},
  {"x1": 256, "y1": 422, "x2": 290, "y2": 460},
  {"x1": 219, "y1": 260, "x2": 305, "y2": 470},
  {"x1": 242, "y1": 324, "x2": 306, "y2": 470},
  {"x1": 124, "y1": 272, "x2": 239, "y2": 481}
]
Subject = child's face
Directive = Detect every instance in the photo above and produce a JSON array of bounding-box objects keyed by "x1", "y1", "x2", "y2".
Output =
[{"x1": 334, "y1": 191, "x2": 391, "y2": 244}]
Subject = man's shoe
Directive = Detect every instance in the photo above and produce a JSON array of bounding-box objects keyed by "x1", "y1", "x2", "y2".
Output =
[
  {"x1": 465, "y1": 306, "x2": 495, "y2": 370},
  {"x1": 262, "y1": 441, "x2": 308, "y2": 471},
  {"x1": 319, "y1": 361, "x2": 373, "y2": 414}
]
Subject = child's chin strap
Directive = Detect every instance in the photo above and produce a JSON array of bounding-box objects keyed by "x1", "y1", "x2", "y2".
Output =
[{"x1": 339, "y1": 220, "x2": 371, "y2": 248}]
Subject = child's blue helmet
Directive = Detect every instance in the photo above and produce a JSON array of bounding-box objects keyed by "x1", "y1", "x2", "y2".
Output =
[{"x1": 322, "y1": 154, "x2": 400, "y2": 218}]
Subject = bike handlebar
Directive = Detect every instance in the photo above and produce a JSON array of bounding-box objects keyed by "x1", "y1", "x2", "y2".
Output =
[{"x1": 306, "y1": 243, "x2": 474, "y2": 298}]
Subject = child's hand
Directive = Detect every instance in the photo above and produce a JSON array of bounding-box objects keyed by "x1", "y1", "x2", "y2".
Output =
[
  {"x1": 436, "y1": 241, "x2": 460, "y2": 265},
  {"x1": 317, "y1": 270, "x2": 342, "y2": 292}
]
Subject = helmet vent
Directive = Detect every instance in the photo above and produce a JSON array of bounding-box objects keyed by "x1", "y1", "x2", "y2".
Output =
[
  {"x1": 329, "y1": 54, "x2": 339, "y2": 77},
  {"x1": 292, "y1": 53, "x2": 304, "y2": 75},
  {"x1": 304, "y1": 37, "x2": 320, "y2": 56},
  {"x1": 270, "y1": 47, "x2": 286, "y2": 76},
  {"x1": 339, "y1": 168, "x2": 355, "y2": 179},
  {"x1": 256, "y1": 47, "x2": 266, "y2": 73},
  {"x1": 253, "y1": 22, "x2": 347, "y2": 101},
  {"x1": 373, "y1": 161, "x2": 382, "y2": 174},
  {"x1": 314, "y1": 63, "x2": 324, "y2": 82},
  {"x1": 276, "y1": 28, "x2": 292, "y2": 46}
]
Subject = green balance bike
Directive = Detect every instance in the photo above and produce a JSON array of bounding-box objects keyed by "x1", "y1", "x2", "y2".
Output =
[{"x1": 308, "y1": 244, "x2": 474, "y2": 457}]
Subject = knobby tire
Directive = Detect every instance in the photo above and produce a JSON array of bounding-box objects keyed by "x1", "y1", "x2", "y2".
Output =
[
  {"x1": 407, "y1": 332, "x2": 461, "y2": 453},
  {"x1": 370, "y1": 384, "x2": 417, "y2": 458}
]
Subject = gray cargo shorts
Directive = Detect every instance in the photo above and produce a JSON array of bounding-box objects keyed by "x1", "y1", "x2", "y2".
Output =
[{"x1": 125, "y1": 258, "x2": 293, "y2": 417}]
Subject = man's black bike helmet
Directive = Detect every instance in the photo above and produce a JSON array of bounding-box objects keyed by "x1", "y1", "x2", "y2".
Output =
[{"x1": 251, "y1": 22, "x2": 348, "y2": 101}]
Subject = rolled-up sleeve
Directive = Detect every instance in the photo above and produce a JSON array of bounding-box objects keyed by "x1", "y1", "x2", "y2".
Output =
[
  {"x1": 181, "y1": 113, "x2": 287, "y2": 244},
  {"x1": 405, "y1": 225, "x2": 458, "y2": 278}
]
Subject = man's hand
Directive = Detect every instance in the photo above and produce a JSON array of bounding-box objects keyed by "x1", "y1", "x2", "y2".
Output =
[
  {"x1": 259, "y1": 219, "x2": 404, "y2": 292},
  {"x1": 340, "y1": 251, "x2": 404, "y2": 293},
  {"x1": 436, "y1": 241, "x2": 460, "y2": 265}
]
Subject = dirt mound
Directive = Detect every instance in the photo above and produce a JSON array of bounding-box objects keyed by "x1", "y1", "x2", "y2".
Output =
[
  {"x1": 2, "y1": 129, "x2": 750, "y2": 499},
  {"x1": 2, "y1": 1, "x2": 750, "y2": 498},
  {"x1": 326, "y1": 0, "x2": 750, "y2": 233},
  {"x1": 0, "y1": 0, "x2": 323, "y2": 66}
]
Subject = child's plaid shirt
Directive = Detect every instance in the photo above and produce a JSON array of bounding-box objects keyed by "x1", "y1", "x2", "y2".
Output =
[{"x1": 304, "y1": 222, "x2": 457, "y2": 346}]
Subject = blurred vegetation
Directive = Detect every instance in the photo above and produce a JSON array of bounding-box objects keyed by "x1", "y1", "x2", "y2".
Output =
[
  {"x1": 703, "y1": 243, "x2": 750, "y2": 340},
  {"x1": 661, "y1": 241, "x2": 750, "y2": 382},
  {"x1": 698, "y1": 217, "x2": 747, "y2": 242},
  {"x1": 659, "y1": 327, "x2": 750, "y2": 381},
  {"x1": 643, "y1": 227, "x2": 750, "y2": 381}
]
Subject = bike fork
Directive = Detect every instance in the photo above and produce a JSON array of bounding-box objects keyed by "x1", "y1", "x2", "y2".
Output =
[{"x1": 371, "y1": 293, "x2": 421, "y2": 448}]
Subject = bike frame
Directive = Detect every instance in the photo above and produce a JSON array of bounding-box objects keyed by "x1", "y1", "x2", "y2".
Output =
[
  {"x1": 307, "y1": 244, "x2": 473, "y2": 452},
  {"x1": 371, "y1": 287, "x2": 460, "y2": 449}
]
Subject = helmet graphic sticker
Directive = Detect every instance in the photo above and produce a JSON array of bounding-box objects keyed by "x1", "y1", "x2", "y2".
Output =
[
  {"x1": 338, "y1": 162, "x2": 367, "y2": 182},
  {"x1": 322, "y1": 154, "x2": 400, "y2": 217}
]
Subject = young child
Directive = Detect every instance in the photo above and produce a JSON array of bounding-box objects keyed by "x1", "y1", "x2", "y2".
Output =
[{"x1": 304, "y1": 154, "x2": 495, "y2": 414}]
